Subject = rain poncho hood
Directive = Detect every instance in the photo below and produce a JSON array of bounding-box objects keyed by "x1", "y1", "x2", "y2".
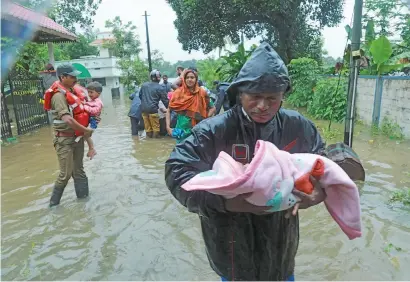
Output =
[{"x1": 227, "y1": 42, "x2": 291, "y2": 105}]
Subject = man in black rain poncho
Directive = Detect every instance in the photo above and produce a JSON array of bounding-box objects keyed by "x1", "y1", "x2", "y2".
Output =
[{"x1": 165, "y1": 43, "x2": 327, "y2": 281}]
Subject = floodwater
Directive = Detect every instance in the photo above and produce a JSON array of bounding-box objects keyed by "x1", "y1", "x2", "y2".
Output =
[{"x1": 2, "y1": 91, "x2": 410, "y2": 280}]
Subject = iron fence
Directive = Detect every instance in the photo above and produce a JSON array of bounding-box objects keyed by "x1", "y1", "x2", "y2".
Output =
[
  {"x1": 1, "y1": 92, "x2": 13, "y2": 139},
  {"x1": 7, "y1": 76, "x2": 49, "y2": 135}
]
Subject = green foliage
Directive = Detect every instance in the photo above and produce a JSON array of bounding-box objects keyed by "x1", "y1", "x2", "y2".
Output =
[
  {"x1": 118, "y1": 58, "x2": 148, "y2": 90},
  {"x1": 379, "y1": 118, "x2": 405, "y2": 140},
  {"x1": 286, "y1": 58, "x2": 320, "y2": 107},
  {"x1": 363, "y1": 0, "x2": 409, "y2": 38},
  {"x1": 361, "y1": 0, "x2": 410, "y2": 73},
  {"x1": 307, "y1": 78, "x2": 348, "y2": 122},
  {"x1": 1, "y1": 38, "x2": 69, "y2": 75},
  {"x1": 322, "y1": 56, "x2": 342, "y2": 68},
  {"x1": 389, "y1": 189, "x2": 410, "y2": 206},
  {"x1": 166, "y1": 0, "x2": 343, "y2": 63},
  {"x1": 317, "y1": 126, "x2": 343, "y2": 142},
  {"x1": 59, "y1": 33, "x2": 99, "y2": 59},
  {"x1": 362, "y1": 35, "x2": 406, "y2": 75},
  {"x1": 401, "y1": 18, "x2": 410, "y2": 46},
  {"x1": 196, "y1": 58, "x2": 223, "y2": 88},
  {"x1": 216, "y1": 42, "x2": 256, "y2": 82},
  {"x1": 370, "y1": 36, "x2": 393, "y2": 69},
  {"x1": 150, "y1": 50, "x2": 173, "y2": 76},
  {"x1": 104, "y1": 16, "x2": 142, "y2": 59},
  {"x1": 104, "y1": 16, "x2": 146, "y2": 90},
  {"x1": 15, "y1": 0, "x2": 102, "y2": 33}
]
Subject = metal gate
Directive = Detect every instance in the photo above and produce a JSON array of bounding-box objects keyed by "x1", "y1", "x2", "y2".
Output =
[
  {"x1": 1, "y1": 92, "x2": 13, "y2": 139},
  {"x1": 8, "y1": 76, "x2": 49, "y2": 135}
]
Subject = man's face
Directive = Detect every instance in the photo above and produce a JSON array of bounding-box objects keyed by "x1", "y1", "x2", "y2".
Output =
[
  {"x1": 61, "y1": 74, "x2": 77, "y2": 88},
  {"x1": 163, "y1": 76, "x2": 168, "y2": 83},
  {"x1": 185, "y1": 72, "x2": 197, "y2": 88},
  {"x1": 177, "y1": 68, "x2": 183, "y2": 75},
  {"x1": 240, "y1": 92, "x2": 283, "y2": 123}
]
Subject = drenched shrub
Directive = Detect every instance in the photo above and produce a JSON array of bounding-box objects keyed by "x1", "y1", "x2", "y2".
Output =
[
  {"x1": 307, "y1": 78, "x2": 347, "y2": 122},
  {"x1": 286, "y1": 57, "x2": 320, "y2": 107}
]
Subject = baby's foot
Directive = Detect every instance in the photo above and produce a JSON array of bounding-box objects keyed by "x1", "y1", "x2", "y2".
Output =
[{"x1": 87, "y1": 149, "x2": 97, "y2": 160}]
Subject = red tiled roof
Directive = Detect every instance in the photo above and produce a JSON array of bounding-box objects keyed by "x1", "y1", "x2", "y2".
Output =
[
  {"x1": 90, "y1": 38, "x2": 115, "y2": 46},
  {"x1": 1, "y1": 1, "x2": 77, "y2": 41}
]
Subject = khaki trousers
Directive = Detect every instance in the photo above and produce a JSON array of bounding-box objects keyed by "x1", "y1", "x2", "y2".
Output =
[{"x1": 50, "y1": 136, "x2": 89, "y2": 206}]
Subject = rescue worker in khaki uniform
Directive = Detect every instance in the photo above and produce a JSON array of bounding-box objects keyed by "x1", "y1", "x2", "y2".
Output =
[{"x1": 49, "y1": 64, "x2": 94, "y2": 207}]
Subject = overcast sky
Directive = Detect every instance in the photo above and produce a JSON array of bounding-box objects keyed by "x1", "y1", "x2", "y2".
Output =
[{"x1": 92, "y1": 0, "x2": 355, "y2": 64}]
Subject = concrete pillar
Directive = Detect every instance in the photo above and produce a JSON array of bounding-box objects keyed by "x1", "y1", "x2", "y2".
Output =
[{"x1": 47, "y1": 42, "x2": 55, "y2": 66}]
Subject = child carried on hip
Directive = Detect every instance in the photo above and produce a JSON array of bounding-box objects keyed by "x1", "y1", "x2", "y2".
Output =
[{"x1": 83, "y1": 81, "x2": 104, "y2": 159}]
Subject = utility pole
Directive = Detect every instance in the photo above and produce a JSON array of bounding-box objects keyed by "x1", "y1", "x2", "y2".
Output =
[
  {"x1": 344, "y1": 0, "x2": 364, "y2": 147},
  {"x1": 143, "y1": 11, "x2": 152, "y2": 72}
]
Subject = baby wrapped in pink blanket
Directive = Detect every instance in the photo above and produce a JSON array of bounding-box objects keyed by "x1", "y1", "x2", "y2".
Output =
[{"x1": 181, "y1": 140, "x2": 362, "y2": 240}]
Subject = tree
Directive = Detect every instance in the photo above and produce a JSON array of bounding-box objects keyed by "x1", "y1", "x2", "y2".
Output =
[
  {"x1": 196, "y1": 57, "x2": 224, "y2": 88},
  {"x1": 104, "y1": 16, "x2": 142, "y2": 59},
  {"x1": 1, "y1": 37, "x2": 69, "y2": 75},
  {"x1": 363, "y1": 0, "x2": 409, "y2": 38},
  {"x1": 322, "y1": 56, "x2": 338, "y2": 67},
  {"x1": 104, "y1": 16, "x2": 146, "y2": 90},
  {"x1": 166, "y1": 0, "x2": 343, "y2": 63},
  {"x1": 216, "y1": 42, "x2": 256, "y2": 82},
  {"x1": 15, "y1": 0, "x2": 102, "y2": 32},
  {"x1": 118, "y1": 58, "x2": 148, "y2": 90},
  {"x1": 149, "y1": 49, "x2": 174, "y2": 76},
  {"x1": 59, "y1": 32, "x2": 99, "y2": 60}
]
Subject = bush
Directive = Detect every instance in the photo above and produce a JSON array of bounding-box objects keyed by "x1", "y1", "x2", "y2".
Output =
[
  {"x1": 307, "y1": 77, "x2": 348, "y2": 122},
  {"x1": 372, "y1": 117, "x2": 405, "y2": 140},
  {"x1": 286, "y1": 58, "x2": 320, "y2": 107}
]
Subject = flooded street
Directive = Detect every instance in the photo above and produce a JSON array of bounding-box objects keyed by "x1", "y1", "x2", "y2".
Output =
[{"x1": 2, "y1": 92, "x2": 410, "y2": 280}]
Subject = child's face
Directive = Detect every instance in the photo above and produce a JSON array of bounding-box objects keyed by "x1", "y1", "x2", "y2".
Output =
[{"x1": 88, "y1": 89, "x2": 100, "y2": 100}]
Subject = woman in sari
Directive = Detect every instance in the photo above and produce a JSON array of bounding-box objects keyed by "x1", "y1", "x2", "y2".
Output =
[{"x1": 166, "y1": 69, "x2": 216, "y2": 143}]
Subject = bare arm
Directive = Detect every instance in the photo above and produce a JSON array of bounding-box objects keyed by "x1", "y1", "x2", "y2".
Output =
[
  {"x1": 61, "y1": 115, "x2": 93, "y2": 134},
  {"x1": 166, "y1": 108, "x2": 171, "y2": 129},
  {"x1": 171, "y1": 76, "x2": 182, "y2": 90}
]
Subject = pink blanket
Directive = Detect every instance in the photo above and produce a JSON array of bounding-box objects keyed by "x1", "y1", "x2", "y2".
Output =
[{"x1": 181, "y1": 140, "x2": 362, "y2": 240}]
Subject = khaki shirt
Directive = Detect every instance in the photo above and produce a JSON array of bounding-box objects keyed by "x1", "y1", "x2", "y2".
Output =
[{"x1": 51, "y1": 92, "x2": 74, "y2": 133}]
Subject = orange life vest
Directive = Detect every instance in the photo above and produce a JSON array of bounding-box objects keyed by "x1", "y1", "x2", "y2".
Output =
[{"x1": 44, "y1": 81, "x2": 90, "y2": 137}]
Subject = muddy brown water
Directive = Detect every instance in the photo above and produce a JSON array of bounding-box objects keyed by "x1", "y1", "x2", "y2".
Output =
[{"x1": 2, "y1": 94, "x2": 410, "y2": 280}]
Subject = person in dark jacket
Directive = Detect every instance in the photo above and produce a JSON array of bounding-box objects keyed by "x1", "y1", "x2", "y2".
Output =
[
  {"x1": 161, "y1": 75, "x2": 172, "y2": 93},
  {"x1": 165, "y1": 42, "x2": 327, "y2": 281},
  {"x1": 213, "y1": 81, "x2": 231, "y2": 114},
  {"x1": 139, "y1": 69, "x2": 169, "y2": 138},
  {"x1": 128, "y1": 89, "x2": 145, "y2": 138}
]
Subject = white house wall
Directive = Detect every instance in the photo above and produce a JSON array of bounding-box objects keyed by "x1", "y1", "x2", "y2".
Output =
[{"x1": 54, "y1": 57, "x2": 122, "y2": 80}]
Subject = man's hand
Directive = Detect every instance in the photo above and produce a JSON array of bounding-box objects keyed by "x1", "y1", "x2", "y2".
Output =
[
  {"x1": 225, "y1": 193, "x2": 270, "y2": 215},
  {"x1": 160, "y1": 108, "x2": 167, "y2": 113},
  {"x1": 84, "y1": 128, "x2": 94, "y2": 138},
  {"x1": 166, "y1": 127, "x2": 173, "y2": 136},
  {"x1": 285, "y1": 175, "x2": 326, "y2": 218}
]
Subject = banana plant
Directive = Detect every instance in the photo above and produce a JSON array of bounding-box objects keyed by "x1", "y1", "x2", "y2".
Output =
[
  {"x1": 216, "y1": 42, "x2": 257, "y2": 82},
  {"x1": 362, "y1": 35, "x2": 406, "y2": 75},
  {"x1": 360, "y1": 20, "x2": 408, "y2": 75}
]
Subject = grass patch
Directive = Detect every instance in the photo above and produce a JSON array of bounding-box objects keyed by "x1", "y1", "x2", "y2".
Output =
[
  {"x1": 389, "y1": 189, "x2": 410, "y2": 206},
  {"x1": 372, "y1": 118, "x2": 405, "y2": 140}
]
